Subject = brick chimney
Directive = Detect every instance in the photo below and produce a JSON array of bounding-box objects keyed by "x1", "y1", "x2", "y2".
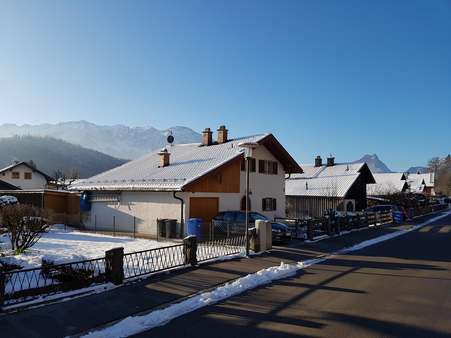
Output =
[
  {"x1": 202, "y1": 128, "x2": 213, "y2": 146},
  {"x1": 217, "y1": 125, "x2": 228, "y2": 144},
  {"x1": 326, "y1": 155, "x2": 335, "y2": 167},
  {"x1": 158, "y1": 148, "x2": 170, "y2": 167},
  {"x1": 314, "y1": 155, "x2": 322, "y2": 167}
]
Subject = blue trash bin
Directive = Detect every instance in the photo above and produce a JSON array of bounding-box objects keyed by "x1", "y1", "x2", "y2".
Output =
[{"x1": 187, "y1": 218, "x2": 203, "y2": 237}]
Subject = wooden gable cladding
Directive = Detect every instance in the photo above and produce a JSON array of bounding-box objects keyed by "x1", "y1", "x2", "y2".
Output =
[{"x1": 183, "y1": 156, "x2": 241, "y2": 193}]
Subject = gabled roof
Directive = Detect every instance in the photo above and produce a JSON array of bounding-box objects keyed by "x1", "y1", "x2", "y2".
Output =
[
  {"x1": 407, "y1": 173, "x2": 435, "y2": 189},
  {"x1": 285, "y1": 162, "x2": 375, "y2": 198},
  {"x1": 367, "y1": 173, "x2": 408, "y2": 196},
  {"x1": 72, "y1": 133, "x2": 302, "y2": 191},
  {"x1": 0, "y1": 162, "x2": 53, "y2": 181}
]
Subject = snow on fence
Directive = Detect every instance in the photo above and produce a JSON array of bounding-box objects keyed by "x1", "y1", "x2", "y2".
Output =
[{"x1": 1, "y1": 235, "x2": 246, "y2": 306}]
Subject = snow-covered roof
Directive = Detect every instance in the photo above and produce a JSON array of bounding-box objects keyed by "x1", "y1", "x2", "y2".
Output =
[
  {"x1": 286, "y1": 174, "x2": 360, "y2": 197},
  {"x1": 367, "y1": 173, "x2": 408, "y2": 196},
  {"x1": 285, "y1": 162, "x2": 373, "y2": 198},
  {"x1": 290, "y1": 162, "x2": 366, "y2": 179},
  {"x1": 407, "y1": 172, "x2": 435, "y2": 189},
  {"x1": 72, "y1": 133, "x2": 302, "y2": 191}
]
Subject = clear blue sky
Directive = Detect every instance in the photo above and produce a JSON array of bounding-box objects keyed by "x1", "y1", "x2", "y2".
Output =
[{"x1": 0, "y1": 0, "x2": 450, "y2": 171}]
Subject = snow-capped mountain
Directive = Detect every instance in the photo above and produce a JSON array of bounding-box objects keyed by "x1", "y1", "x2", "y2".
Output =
[
  {"x1": 0, "y1": 121, "x2": 201, "y2": 159},
  {"x1": 352, "y1": 154, "x2": 392, "y2": 173}
]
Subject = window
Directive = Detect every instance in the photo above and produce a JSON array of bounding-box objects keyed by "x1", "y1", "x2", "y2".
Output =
[
  {"x1": 24, "y1": 172, "x2": 32, "y2": 180},
  {"x1": 241, "y1": 158, "x2": 256, "y2": 172},
  {"x1": 12, "y1": 172, "x2": 20, "y2": 179},
  {"x1": 262, "y1": 198, "x2": 277, "y2": 211},
  {"x1": 259, "y1": 160, "x2": 266, "y2": 173},
  {"x1": 1, "y1": 172, "x2": 5, "y2": 176},
  {"x1": 258, "y1": 160, "x2": 278, "y2": 175},
  {"x1": 240, "y1": 196, "x2": 251, "y2": 211}
]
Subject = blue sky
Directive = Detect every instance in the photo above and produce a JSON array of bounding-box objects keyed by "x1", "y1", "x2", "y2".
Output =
[{"x1": 0, "y1": 0, "x2": 450, "y2": 171}]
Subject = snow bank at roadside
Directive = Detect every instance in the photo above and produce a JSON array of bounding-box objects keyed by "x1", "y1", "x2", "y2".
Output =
[
  {"x1": 81, "y1": 210, "x2": 451, "y2": 338},
  {"x1": 0, "y1": 228, "x2": 173, "y2": 270}
]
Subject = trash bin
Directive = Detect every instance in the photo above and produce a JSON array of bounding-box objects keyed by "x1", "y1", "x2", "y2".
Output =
[
  {"x1": 187, "y1": 218, "x2": 203, "y2": 237},
  {"x1": 165, "y1": 219, "x2": 178, "y2": 238},
  {"x1": 157, "y1": 219, "x2": 167, "y2": 238}
]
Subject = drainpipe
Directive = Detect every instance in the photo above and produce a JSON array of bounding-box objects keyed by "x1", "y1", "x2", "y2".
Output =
[{"x1": 173, "y1": 191, "x2": 185, "y2": 236}]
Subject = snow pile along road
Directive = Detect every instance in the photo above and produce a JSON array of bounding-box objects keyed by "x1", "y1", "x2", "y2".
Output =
[{"x1": 81, "y1": 210, "x2": 451, "y2": 338}]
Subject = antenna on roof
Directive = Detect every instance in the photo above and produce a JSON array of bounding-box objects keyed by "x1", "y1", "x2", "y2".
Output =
[{"x1": 166, "y1": 130, "x2": 174, "y2": 146}]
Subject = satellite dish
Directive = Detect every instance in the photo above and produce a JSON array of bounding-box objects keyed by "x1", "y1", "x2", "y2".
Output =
[{"x1": 167, "y1": 131, "x2": 174, "y2": 145}]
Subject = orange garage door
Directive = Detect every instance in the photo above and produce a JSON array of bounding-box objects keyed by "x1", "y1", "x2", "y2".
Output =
[{"x1": 189, "y1": 197, "x2": 219, "y2": 226}]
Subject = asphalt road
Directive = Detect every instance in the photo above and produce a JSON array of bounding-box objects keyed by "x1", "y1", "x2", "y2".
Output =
[{"x1": 136, "y1": 212, "x2": 451, "y2": 338}]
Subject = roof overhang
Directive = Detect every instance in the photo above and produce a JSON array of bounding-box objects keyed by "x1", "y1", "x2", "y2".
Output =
[{"x1": 258, "y1": 134, "x2": 303, "y2": 174}]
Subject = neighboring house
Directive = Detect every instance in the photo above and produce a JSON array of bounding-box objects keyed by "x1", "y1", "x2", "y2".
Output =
[
  {"x1": 407, "y1": 172, "x2": 435, "y2": 196},
  {"x1": 285, "y1": 156, "x2": 375, "y2": 219},
  {"x1": 367, "y1": 173, "x2": 409, "y2": 196},
  {"x1": 0, "y1": 162, "x2": 52, "y2": 190},
  {"x1": 71, "y1": 126, "x2": 302, "y2": 237}
]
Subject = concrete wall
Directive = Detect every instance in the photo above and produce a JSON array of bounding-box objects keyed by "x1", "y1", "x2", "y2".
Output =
[{"x1": 0, "y1": 164, "x2": 48, "y2": 189}]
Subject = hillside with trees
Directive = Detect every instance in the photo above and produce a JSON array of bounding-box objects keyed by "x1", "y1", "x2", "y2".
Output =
[{"x1": 0, "y1": 136, "x2": 127, "y2": 178}]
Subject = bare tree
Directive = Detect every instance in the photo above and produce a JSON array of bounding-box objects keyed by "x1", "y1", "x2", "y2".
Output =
[
  {"x1": 0, "y1": 204, "x2": 49, "y2": 254},
  {"x1": 53, "y1": 168, "x2": 80, "y2": 190}
]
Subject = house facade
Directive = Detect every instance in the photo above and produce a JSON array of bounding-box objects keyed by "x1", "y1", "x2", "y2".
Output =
[
  {"x1": 285, "y1": 156, "x2": 375, "y2": 219},
  {"x1": 367, "y1": 173, "x2": 409, "y2": 196},
  {"x1": 72, "y1": 126, "x2": 302, "y2": 236},
  {"x1": 0, "y1": 162, "x2": 52, "y2": 190},
  {"x1": 407, "y1": 172, "x2": 435, "y2": 196}
]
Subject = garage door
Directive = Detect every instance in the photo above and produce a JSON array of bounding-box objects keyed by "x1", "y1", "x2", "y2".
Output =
[{"x1": 189, "y1": 197, "x2": 219, "y2": 225}]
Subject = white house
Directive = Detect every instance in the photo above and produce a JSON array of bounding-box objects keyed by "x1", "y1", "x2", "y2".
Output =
[
  {"x1": 71, "y1": 126, "x2": 302, "y2": 237},
  {"x1": 286, "y1": 156, "x2": 375, "y2": 218},
  {"x1": 366, "y1": 173, "x2": 409, "y2": 196},
  {"x1": 407, "y1": 172, "x2": 435, "y2": 196},
  {"x1": 0, "y1": 161, "x2": 52, "y2": 190}
]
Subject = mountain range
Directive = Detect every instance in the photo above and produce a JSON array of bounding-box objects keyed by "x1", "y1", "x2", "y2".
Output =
[
  {"x1": 0, "y1": 122, "x2": 429, "y2": 178},
  {"x1": 0, "y1": 121, "x2": 201, "y2": 160}
]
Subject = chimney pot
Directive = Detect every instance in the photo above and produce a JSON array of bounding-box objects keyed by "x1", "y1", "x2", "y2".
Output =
[
  {"x1": 314, "y1": 155, "x2": 322, "y2": 167},
  {"x1": 158, "y1": 148, "x2": 170, "y2": 167},
  {"x1": 326, "y1": 156, "x2": 335, "y2": 167},
  {"x1": 217, "y1": 125, "x2": 228, "y2": 144},
  {"x1": 202, "y1": 128, "x2": 213, "y2": 146}
]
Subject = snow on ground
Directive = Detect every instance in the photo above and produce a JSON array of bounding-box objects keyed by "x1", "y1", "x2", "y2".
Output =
[
  {"x1": 81, "y1": 210, "x2": 451, "y2": 338},
  {"x1": 0, "y1": 226, "x2": 173, "y2": 270}
]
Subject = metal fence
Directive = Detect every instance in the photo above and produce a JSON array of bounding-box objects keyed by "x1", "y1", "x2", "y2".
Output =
[
  {"x1": 276, "y1": 210, "x2": 394, "y2": 241},
  {"x1": 197, "y1": 234, "x2": 246, "y2": 262},
  {"x1": 123, "y1": 244, "x2": 185, "y2": 279},
  {"x1": 1, "y1": 233, "x2": 246, "y2": 307},
  {"x1": 2, "y1": 257, "x2": 106, "y2": 305}
]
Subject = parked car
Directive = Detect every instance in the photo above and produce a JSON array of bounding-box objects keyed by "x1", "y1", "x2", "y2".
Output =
[
  {"x1": 365, "y1": 204, "x2": 405, "y2": 223},
  {"x1": 0, "y1": 195, "x2": 18, "y2": 206},
  {"x1": 212, "y1": 211, "x2": 291, "y2": 242}
]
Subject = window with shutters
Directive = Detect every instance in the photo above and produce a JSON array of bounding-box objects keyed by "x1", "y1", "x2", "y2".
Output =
[
  {"x1": 241, "y1": 158, "x2": 256, "y2": 172},
  {"x1": 258, "y1": 160, "x2": 278, "y2": 175},
  {"x1": 262, "y1": 198, "x2": 277, "y2": 211}
]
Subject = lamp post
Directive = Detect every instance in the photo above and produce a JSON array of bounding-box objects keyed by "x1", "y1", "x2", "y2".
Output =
[{"x1": 238, "y1": 141, "x2": 258, "y2": 256}]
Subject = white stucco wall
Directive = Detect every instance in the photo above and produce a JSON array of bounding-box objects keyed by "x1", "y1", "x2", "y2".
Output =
[
  {"x1": 0, "y1": 164, "x2": 48, "y2": 189},
  {"x1": 87, "y1": 191, "x2": 182, "y2": 236}
]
